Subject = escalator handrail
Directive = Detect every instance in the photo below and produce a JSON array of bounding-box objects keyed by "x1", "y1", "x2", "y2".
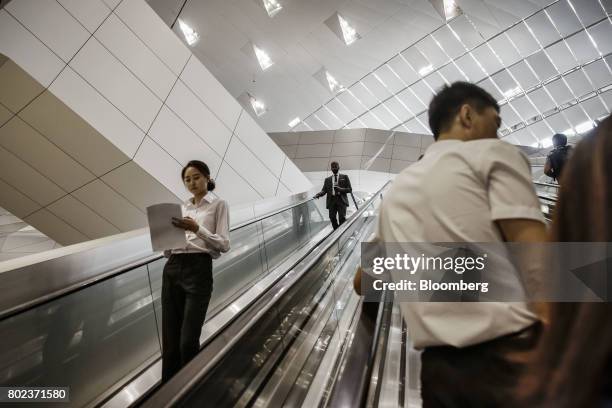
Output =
[
  {"x1": 140, "y1": 181, "x2": 392, "y2": 408},
  {"x1": 0, "y1": 195, "x2": 318, "y2": 320},
  {"x1": 533, "y1": 180, "x2": 560, "y2": 189}
]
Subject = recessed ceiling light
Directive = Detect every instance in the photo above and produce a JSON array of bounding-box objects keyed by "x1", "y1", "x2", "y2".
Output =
[
  {"x1": 338, "y1": 14, "x2": 360, "y2": 45},
  {"x1": 253, "y1": 45, "x2": 274, "y2": 70},
  {"x1": 178, "y1": 19, "x2": 199, "y2": 45},
  {"x1": 263, "y1": 0, "x2": 282, "y2": 17},
  {"x1": 325, "y1": 71, "x2": 345, "y2": 93},
  {"x1": 503, "y1": 86, "x2": 522, "y2": 99},
  {"x1": 575, "y1": 120, "x2": 594, "y2": 133},
  {"x1": 288, "y1": 117, "x2": 301, "y2": 127},
  {"x1": 418, "y1": 65, "x2": 433, "y2": 76},
  {"x1": 249, "y1": 94, "x2": 267, "y2": 116}
]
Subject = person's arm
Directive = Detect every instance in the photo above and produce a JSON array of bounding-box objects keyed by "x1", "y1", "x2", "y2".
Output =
[
  {"x1": 343, "y1": 174, "x2": 353, "y2": 194},
  {"x1": 483, "y1": 142, "x2": 549, "y2": 317},
  {"x1": 544, "y1": 155, "x2": 554, "y2": 178},
  {"x1": 194, "y1": 201, "x2": 230, "y2": 252},
  {"x1": 314, "y1": 179, "x2": 327, "y2": 198}
]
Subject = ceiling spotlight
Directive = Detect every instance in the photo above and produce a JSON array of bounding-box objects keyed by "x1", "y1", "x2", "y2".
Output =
[
  {"x1": 418, "y1": 65, "x2": 433, "y2": 76},
  {"x1": 575, "y1": 120, "x2": 594, "y2": 133},
  {"x1": 249, "y1": 94, "x2": 267, "y2": 116},
  {"x1": 288, "y1": 117, "x2": 301, "y2": 128},
  {"x1": 253, "y1": 45, "x2": 274, "y2": 70},
  {"x1": 338, "y1": 14, "x2": 360, "y2": 45},
  {"x1": 263, "y1": 0, "x2": 282, "y2": 17},
  {"x1": 325, "y1": 71, "x2": 345, "y2": 93},
  {"x1": 178, "y1": 19, "x2": 199, "y2": 46},
  {"x1": 503, "y1": 86, "x2": 522, "y2": 99}
]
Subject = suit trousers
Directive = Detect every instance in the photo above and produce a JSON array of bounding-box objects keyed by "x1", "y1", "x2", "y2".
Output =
[
  {"x1": 328, "y1": 199, "x2": 347, "y2": 230},
  {"x1": 161, "y1": 253, "x2": 213, "y2": 382}
]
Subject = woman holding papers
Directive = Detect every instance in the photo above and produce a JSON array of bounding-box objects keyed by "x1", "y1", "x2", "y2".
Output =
[{"x1": 161, "y1": 160, "x2": 230, "y2": 382}]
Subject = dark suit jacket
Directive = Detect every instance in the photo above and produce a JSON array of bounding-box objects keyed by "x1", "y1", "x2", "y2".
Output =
[{"x1": 317, "y1": 173, "x2": 352, "y2": 209}]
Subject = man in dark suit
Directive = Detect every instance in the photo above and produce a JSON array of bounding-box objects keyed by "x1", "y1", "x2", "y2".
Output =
[{"x1": 314, "y1": 161, "x2": 352, "y2": 230}]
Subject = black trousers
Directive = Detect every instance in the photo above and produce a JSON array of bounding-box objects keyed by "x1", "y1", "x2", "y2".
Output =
[
  {"x1": 420, "y1": 322, "x2": 542, "y2": 408},
  {"x1": 328, "y1": 199, "x2": 347, "y2": 230},
  {"x1": 161, "y1": 253, "x2": 213, "y2": 382}
]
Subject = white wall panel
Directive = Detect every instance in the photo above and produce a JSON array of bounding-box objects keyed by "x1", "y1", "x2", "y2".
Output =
[
  {"x1": 0, "y1": 10, "x2": 64, "y2": 87},
  {"x1": 72, "y1": 180, "x2": 146, "y2": 231},
  {"x1": 234, "y1": 111, "x2": 285, "y2": 176},
  {"x1": 57, "y1": 0, "x2": 111, "y2": 33},
  {"x1": 279, "y1": 145, "x2": 297, "y2": 159},
  {"x1": 165, "y1": 80, "x2": 232, "y2": 155},
  {"x1": 70, "y1": 38, "x2": 162, "y2": 131},
  {"x1": 270, "y1": 132, "x2": 300, "y2": 146},
  {"x1": 180, "y1": 57, "x2": 242, "y2": 132},
  {"x1": 224, "y1": 138, "x2": 279, "y2": 198},
  {"x1": 0, "y1": 103, "x2": 11, "y2": 126},
  {"x1": 333, "y1": 128, "x2": 365, "y2": 143},
  {"x1": 0, "y1": 60, "x2": 44, "y2": 113},
  {"x1": 0, "y1": 146, "x2": 65, "y2": 206},
  {"x1": 101, "y1": 161, "x2": 180, "y2": 211},
  {"x1": 214, "y1": 162, "x2": 262, "y2": 205},
  {"x1": 47, "y1": 195, "x2": 120, "y2": 238},
  {"x1": 19, "y1": 90, "x2": 129, "y2": 176},
  {"x1": 115, "y1": 0, "x2": 191, "y2": 76},
  {"x1": 280, "y1": 159, "x2": 312, "y2": 193},
  {"x1": 331, "y1": 142, "x2": 364, "y2": 157},
  {"x1": 148, "y1": 105, "x2": 222, "y2": 175},
  {"x1": 296, "y1": 143, "x2": 332, "y2": 158},
  {"x1": 392, "y1": 145, "x2": 421, "y2": 161},
  {"x1": 6, "y1": 0, "x2": 89, "y2": 62},
  {"x1": 276, "y1": 183, "x2": 292, "y2": 196},
  {"x1": 102, "y1": 0, "x2": 121, "y2": 9},
  {"x1": 133, "y1": 136, "x2": 187, "y2": 200},
  {"x1": 0, "y1": 178, "x2": 40, "y2": 218},
  {"x1": 95, "y1": 14, "x2": 176, "y2": 101},
  {"x1": 49, "y1": 67, "x2": 144, "y2": 157},
  {"x1": 24, "y1": 208, "x2": 88, "y2": 245},
  {"x1": 0, "y1": 116, "x2": 95, "y2": 192}
]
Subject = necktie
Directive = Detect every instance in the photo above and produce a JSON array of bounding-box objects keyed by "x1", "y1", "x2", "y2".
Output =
[{"x1": 333, "y1": 174, "x2": 338, "y2": 196}]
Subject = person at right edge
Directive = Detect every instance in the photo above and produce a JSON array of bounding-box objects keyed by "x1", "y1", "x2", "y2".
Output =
[
  {"x1": 517, "y1": 115, "x2": 612, "y2": 407},
  {"x1": 373, "y1": 82, "x2": 548, "y2": 407},
  {"x1": 544, "y1": 132, "x2": 572, "y2": 184},
  {"x1": 314, "y1": 161, "x2": 352, "y2": 230}
]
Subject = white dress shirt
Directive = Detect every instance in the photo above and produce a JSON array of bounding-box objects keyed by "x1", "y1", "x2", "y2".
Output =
[
  {"x1": 376, "y1": 138, "x2": 545, "y2": 348},
  {"x1": 169, "y1": 193, "x2": 230, "y2": 259}
]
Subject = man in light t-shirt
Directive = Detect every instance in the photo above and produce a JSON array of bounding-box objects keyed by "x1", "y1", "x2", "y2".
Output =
[{"x1": 374, "y1": 82, "x2": 547, "y2": 406}]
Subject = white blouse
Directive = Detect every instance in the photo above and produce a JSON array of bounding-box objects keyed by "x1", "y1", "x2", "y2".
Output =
[{"x1": 169, "y1": 193, "x2": 230, "y2": 259}]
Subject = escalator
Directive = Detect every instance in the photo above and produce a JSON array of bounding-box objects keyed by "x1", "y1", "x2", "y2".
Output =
[
  {"x1": 139, "y1": 186, "x2": 387, "y2": 408},
  {"x1": 0, "y1": 185, "x2": 386, "y2": 408}
]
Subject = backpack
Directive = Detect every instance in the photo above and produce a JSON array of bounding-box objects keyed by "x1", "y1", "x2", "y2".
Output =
[{"x1": 545, "y1": 145, "x2": 571, "y2": 181}]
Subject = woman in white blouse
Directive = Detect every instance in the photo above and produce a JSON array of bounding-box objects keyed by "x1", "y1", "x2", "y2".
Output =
[{"x1": 162, "y1": 160, "x2": 230, "y2": 381}]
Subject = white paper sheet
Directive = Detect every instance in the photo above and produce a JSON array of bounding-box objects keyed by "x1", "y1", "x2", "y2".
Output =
[{"x1": 146, "y1": 203, "x2": 187, "y2": 251}]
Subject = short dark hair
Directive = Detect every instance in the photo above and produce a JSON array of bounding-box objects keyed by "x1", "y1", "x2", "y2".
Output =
[
  {"x1": 181, "y1": 160, "x2": 216, "y2": 191},
  {"x1": 331, "y1": 161, "x2": 339, "y2": 167},
  {"x1": 428, "y1": 82, "x2": 500, "y2": 140},
  {"x1": 552, "y1": 133, "x2": 567, "y2": 147}
]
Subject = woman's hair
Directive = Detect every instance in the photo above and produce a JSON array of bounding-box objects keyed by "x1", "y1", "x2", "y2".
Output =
[
  {"x1": 519, "y1": 115, "x2": 612, "y2": 407},
  {"x1": 181, "y1": 160, "x2": 216, "y2": 192}
]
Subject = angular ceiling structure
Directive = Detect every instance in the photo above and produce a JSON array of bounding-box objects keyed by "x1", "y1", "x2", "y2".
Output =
[{"x1": 151, "y1": 0, "x2": 612, "y2": 147}]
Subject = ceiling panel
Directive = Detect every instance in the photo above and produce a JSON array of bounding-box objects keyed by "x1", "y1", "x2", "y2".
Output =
[{"x1": 151, "y1": 0, "x2": 612, "y2": 143}]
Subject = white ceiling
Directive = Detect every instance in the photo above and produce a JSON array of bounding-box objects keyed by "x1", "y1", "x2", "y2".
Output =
[{"x1": 148, "y1": 0, "x2": 612, "y2": 145}]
